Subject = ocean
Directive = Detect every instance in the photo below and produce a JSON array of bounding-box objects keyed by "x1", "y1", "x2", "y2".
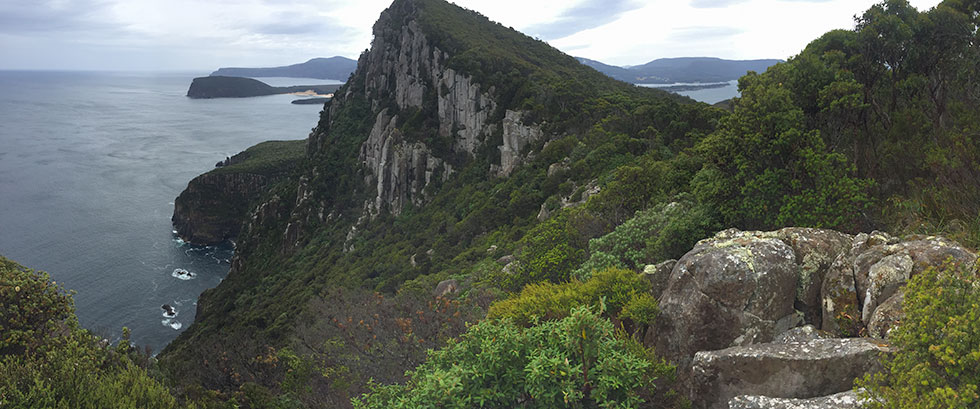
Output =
[{"x1": 0, "y1": 71, "x2": 338, "y2": 352}]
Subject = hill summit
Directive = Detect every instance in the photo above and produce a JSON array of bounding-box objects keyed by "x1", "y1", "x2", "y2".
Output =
[{"x1": 210, "y1": 56, "x2": 358, "y2": 80}]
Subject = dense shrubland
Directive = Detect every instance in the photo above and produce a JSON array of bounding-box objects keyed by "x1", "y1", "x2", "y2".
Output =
[
  {"x1": 0, "y1": 256, "x2": 178, "y2": 409},
  {"x1": 1, "y1": 0, "x2": 969, "y2": 407}
]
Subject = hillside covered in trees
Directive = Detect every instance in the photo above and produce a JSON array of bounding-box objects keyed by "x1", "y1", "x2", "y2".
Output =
[{"x1": 4, "y1": 0, "x2": 979, "y2": 408}]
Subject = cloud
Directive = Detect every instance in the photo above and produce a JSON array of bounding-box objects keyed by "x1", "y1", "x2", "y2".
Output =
[
  {"x1": 0, "y1": 0, "x2": 117, "y2": 34},
  {"x1": 667, "y1": 26, "x2": 744, "y2": 41},
  {"x1": 523, "y1": 0, "x2": 643, "y2": 40},
  {"x1": 689, "y1": 0, "x2": 749, "y2": 9}
]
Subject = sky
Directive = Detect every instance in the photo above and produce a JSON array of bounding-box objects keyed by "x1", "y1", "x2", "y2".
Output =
[{"x1": 0, "y1": 0, "x2": 943, "y2": 72}]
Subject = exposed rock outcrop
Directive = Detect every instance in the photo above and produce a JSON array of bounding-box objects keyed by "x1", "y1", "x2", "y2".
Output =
[
  {"x1": 729, "y1": 390, "x2": 864, "y2": 409},
  {"x1": 643, "y1": 227, "x2": 976, "y2": 408},
  {"x1": 312, "y1": 5, "x2": 544, "y2": 218},
  {"x1": 649, "y1": 229, "x2": 801, "y2": 365},
  {"x1": 173, "y1": 172, "x2": 271, "y2": 245},
  {"x1": 691, "y1": 339, "x2": 890, "y2": 409}
]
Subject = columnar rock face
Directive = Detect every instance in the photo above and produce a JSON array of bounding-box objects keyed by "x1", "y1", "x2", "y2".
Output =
[
  {"x1": 359, "y1": 109, "x2": 453, "y2": 213},
  {"x1": 172, "y1": 172, "x2": 271, "y2": 245},
  {"x1": 497, "y1": 110, "x2": 543, "y2": 176},
  {"x1": 691, "y1": 339, "x2": 889, "y2": 409},
  {"x1": 312, "y1": 3, "x2": 543, "y2": 217}
]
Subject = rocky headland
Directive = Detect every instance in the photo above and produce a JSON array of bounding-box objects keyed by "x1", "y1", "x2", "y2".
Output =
[
  {"x1": 186, "y1": 76, "x2": 341, "y2": 99},
  {"x1": 172, "y1": 140, "x2": 306, "y2": 246}
]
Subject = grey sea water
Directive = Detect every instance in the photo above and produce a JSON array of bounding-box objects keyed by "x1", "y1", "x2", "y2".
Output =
[{"x1": 0, "y1": 71, "x2": 337, "y2": 352}]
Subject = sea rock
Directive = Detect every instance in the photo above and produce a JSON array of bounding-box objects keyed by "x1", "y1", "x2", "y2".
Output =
[
  {"x1": 649, "y1": 230, "x2": 799, "y2": 365},
  {"x1": 728, "y1": 390, "x2": 864, "y2": 409},
  {"x1": 162, "y1": 304, "x2": 176, "y2": 317},
  {"x1": 691, "y1": 338, "x2": 890, "y2": 409},
  {"x1": 867, "y1": 289, "x2": 904, "y2": 339},
  {"x1": 433, "y1": 279, "x2": 459, "y2": 297}
]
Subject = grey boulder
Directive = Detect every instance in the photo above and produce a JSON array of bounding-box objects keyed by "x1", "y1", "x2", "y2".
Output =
[
  {"x1": 650, "y1": 230, "x2": 799, "y2": 365},
  {"x1": 690, "y1": 338, "x2": 890, "y2": 409},
  {"x1": 728, "y1": 390, "x2": 865, "y2": 409}
]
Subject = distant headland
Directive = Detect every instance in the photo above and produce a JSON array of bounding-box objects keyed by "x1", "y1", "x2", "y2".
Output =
[
  {"x1": 186, "y1": 76, "x2": 341, "y2": 99},
  {"x1": 210, "y1": 56, "x2": 357, "y2": 81}
]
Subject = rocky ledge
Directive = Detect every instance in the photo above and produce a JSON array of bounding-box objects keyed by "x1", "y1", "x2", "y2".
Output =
[{"x1": 641, "y1": 227, "x2": 976, "y2": 408}]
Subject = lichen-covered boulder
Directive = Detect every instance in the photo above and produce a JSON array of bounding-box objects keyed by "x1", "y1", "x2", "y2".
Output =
[
  {"x1": 691, "y1": 338, "x2": 890, "y2": 409},
  {"x1": 650, "y1": 230, "x2": 799, "y2": 365},
  {"x1": 820, "y1": 231, "x2": 899, "y2": 336},
  {"x1": 860, "y1": 252, "x2": 912, "y2": 323},
  {"x1": 821, "y1": 233, "x2": 976, "y2": 335},
  {"x1": 773, "y1": 324, "x2": 833, "y2": 344},
  {"x1": 867, "y1": 289, "x2": 904, "y2": 339},
  {"x1": 642, "y1": 259, "x2": 676, "y2": 298},
  {"x1": 728, "y1": 390, "x2": 864, "y2": 409},
  {"x1": 433, "y1": 279, "x2": 459, "y2": 297},
  {"x1": 773, "y1": 228, "x2": 853, "y2": 326},
  {"x1": 820, "y1": 252, "x2": 862, "y2": 336}
]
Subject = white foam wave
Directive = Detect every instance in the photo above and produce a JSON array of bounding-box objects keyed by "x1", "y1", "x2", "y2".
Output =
[
  {"x1": 161, "y1": 318, "x2": 183, "y2": 330},
  {"x1": 171, "y1": 268, "x2": 196, "y2": 280}
]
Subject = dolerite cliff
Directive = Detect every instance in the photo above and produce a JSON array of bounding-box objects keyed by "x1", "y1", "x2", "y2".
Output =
[
  {"x1": 172, "y1": 140, "x2": 305, "y2": 245},
  {"x1": 308, "y1": 0, "x2": 542, "y2": 219},
  {"x1": 161, "y1": 0, "x2": 573, "y2": 380}
]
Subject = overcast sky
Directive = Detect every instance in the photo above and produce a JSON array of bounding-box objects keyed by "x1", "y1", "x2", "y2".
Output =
[{"x1": 0, "y1": 0, "x2": 942, "y2": 72}]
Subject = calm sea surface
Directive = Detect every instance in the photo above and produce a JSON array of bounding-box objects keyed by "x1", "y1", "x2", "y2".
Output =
[
  {"x1": 0, "y1": 71, "x2": 337, "y2": 352},
  {"x1": 639, "y1": 79, "x2": 740, "y2": 104}
]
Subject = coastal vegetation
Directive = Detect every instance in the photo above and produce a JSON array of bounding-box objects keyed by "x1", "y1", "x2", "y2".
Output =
[
  {"x1": 3, "y1": 0, "x2": 978, "y2": 407},
  {"x1": 158, "y1": 0, "x2": 980, "y2": 406},
  {"x1": 0, "y1": 256, "x2": 177, "y2": 409}
]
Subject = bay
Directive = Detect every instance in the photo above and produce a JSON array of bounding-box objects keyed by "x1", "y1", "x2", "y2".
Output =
[{"x1": 0, "y1": 71, "x2": 326, "y2": 352}]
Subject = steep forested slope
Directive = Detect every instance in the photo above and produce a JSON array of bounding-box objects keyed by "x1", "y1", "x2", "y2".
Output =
[{"x1": 158, "y1": 0, "x2": 980, "y2": 407}]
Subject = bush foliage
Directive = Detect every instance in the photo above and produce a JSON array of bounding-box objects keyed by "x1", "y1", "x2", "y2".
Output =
[
  {"x1": 858, "y1": 261, "x2": 980, "y2": 408},
  {"x1": 0, "y1": 256, "x2": 179, "y2": 409},
  {"x1": 352, "y1": 306, "x2": 670, "y2": 409}
]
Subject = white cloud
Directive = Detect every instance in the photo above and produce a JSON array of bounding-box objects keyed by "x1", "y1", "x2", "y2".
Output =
[{"x1": 0, "y1": 0, "x2": 944, "y2": 71}]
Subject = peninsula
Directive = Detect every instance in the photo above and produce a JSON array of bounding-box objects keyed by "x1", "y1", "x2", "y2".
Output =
[{"x1": 185, "y1": 76, "x2": 341, "y2": 99}]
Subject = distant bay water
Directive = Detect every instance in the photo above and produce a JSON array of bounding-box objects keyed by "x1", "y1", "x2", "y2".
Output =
[
  {"x1": 0, "y1": 71, "x2": 338, "y2": 352},
  {"x1": 638, "y1": 79, "x2": 740, "y2": 104}
]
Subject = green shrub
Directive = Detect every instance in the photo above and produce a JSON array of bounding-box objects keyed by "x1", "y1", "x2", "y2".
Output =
[
  {"x1": 0, "y1": 255, "x2": 179, "y2": 409},
  {"x1": 574, "y1": 198, "x2": 718, "y2": 280},
  {"x1": 506, "y1": 213, "x2": 588, "y2": 290},
  {"x1": 352, "y1": 305, "x2": 668, "y2": 409},
  {"x1": 857, "y1": 260, "x2": 980, "y2": 408},
  {"x1": 489, "y1": 267, "x2": 658, "y2": 332}
]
